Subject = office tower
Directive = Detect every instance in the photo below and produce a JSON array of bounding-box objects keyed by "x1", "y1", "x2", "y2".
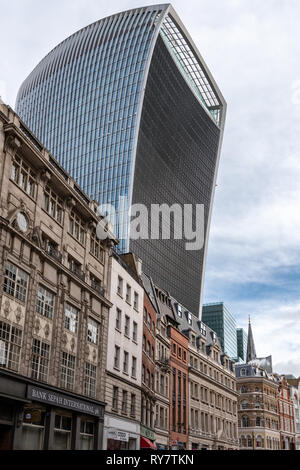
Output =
[
  {"x1": 236, "y1": 328, "x2": 248, "y2": 362},
  {"x1": 16, "y1": 4, "x2": 226, "y2": 315},
  {"x1": 202, "y1": 303, "x2": 237, "y2": 359}
]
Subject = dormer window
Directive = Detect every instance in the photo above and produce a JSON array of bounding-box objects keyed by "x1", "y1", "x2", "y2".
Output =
[
  {"x1": 188, "y1": 312, "x2": 192, "y2": 325},
  {"x1": 177, "y1": 304, "x2": 182, "y2": 317}
]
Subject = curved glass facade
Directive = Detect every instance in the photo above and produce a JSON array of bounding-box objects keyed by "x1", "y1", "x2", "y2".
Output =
[{"x1": 16, "y1": 4, "x2": 226, "y2": 315}]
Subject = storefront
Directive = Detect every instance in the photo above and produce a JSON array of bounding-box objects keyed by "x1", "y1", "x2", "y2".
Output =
[
  {"x1": 140, "y1": 425, "x2": 156, "y2": 449},
  {"x1": 170, "y1": 440, "x2": 187, "y2": 450},
  {"x1": 103, "y1": 414, "x2": 140, "y2": 450},
  {"x1": 0, "y1": 369, "x2": 105, "y2": 450}
]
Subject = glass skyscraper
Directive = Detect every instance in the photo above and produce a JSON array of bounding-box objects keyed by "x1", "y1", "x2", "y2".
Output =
[
  {"x1": 236, "y1": 328, "x2": 248, "y2": 362},
  {"x1": 16, "y1": 4, "x2": 226, "y2": 315},
  {"x1": 202, "y1": 303, "x2": 237, "y2": 359}
]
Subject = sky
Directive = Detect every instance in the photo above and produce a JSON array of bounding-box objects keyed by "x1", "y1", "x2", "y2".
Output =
[{"x1": 1, "y1": 0, "x2": 300, "y2": 376}]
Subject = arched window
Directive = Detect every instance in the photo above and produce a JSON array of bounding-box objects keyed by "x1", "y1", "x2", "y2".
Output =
[
  {"x1": 241, "y1": 436, "x2": 247, "y2": 447},
  {"x1": 241, "y1": 385, "x2": 248, "y2": 393},
  {"x1": 247, "y1": 435, "x2": 253, "y2": 448},
  {"x1": 242, "y1": 415, "x2": 250, "y2": 427},
  {"x1": 241, "y1": 400, "x2": 249, "y2": 409},
  {"x1": 256, "y1": 417, "x2": 261, "y2": 427},
  {"x1": 256, "y1": 435, "x2": 263, "y2": 448}
]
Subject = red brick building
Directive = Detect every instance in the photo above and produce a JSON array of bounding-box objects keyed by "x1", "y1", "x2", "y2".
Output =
[
  {"x1": 140, "y1": 290, "x2": 157, "y2": 448},
  {"x1": 169, "y1": 325, "x2": 189, "y2": 450},
  {"x1": 277, "y1": 375, "x2": 296, "y2": 450}
]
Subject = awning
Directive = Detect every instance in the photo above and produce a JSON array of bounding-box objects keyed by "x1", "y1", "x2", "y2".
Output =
[{"x1": 140, "y1": 436, "x2": 157, "y2": 449}]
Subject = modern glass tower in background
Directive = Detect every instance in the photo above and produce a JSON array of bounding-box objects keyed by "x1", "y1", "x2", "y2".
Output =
[
  {"x1": 236, "y1": 328, "x2": 248, "y2": 362},
  {"x1": 16, "y1": 4, "x2": 226, "y2": 315},
  {"x1": 202, "y1": 303, "x2": 237, "y2": 359}
]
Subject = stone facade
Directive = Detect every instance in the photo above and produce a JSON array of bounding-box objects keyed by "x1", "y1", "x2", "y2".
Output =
[
  {"x1": 188, "y1": 330, "x2": 238, "y2": 450},
  {"x1": 236, "y1": 364, "x2": 281, "y2": 450},
  {"x1": 0, "y1": 102, "x2": 117, "y2": 450}
]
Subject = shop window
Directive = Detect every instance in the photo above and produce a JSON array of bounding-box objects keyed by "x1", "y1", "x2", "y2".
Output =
[
  {"x1": 80, "y1": 419, "x2": 95, "y2": 450},
  {"x1": 53, "y1": 413, "x2": 72, "y2": 450},
  {"x1": 21, "y1": 405, "x2": 46, "y2": 450}
]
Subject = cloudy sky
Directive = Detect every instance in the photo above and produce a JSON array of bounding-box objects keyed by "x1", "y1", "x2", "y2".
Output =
[{"x1": 1, "y1": 0, "x2": 300, "y2": 376}]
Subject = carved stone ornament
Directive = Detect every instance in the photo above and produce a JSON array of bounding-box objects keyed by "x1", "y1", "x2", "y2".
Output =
[
  {"x1": 85, "y1": 345, "x2": 90, "y2": 356},
  {"x1": 34, "y1": 318, "x2": 41, "y2": 332},
  {"x1": 62, "y1": 333, "x2": 68, "y2": 346},
  {"x1": 39, "y1": 169, "x2": 52, "y2": 185},
  {"x1": 15, "y1": 306, "x2": 22, "y2": 324},
  {"x1": 4, "y1": 135, "x2": 22, "y2": 155},
  {"x1": 3, "y1": 300, "x2": 10, "y2": 318},
  {"x1": 70, "y1": 337, "x2": 76, "y2": 351},
  {"x1": 44, "y1": 323, "x2": 50, "y2": 337},
  {"x1": 66, "y1": 197, "x2": 76, "y2": 210},
  {"x1": 31, "y1": 227, "x2": 43, "y2": 248},
  {"x1": 8, "y1": 200, "x2": 33, "y2": 235},
  {"x1": 93, "y1": 349, "x2": 97, "y2": 361},
  {"x1": 88, "y1": 220, "x2": 97, "y2": 231}
]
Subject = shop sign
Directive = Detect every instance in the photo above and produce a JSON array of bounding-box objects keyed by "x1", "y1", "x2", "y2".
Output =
[
  {"x1": 27, "y1": 385, "x2": 102, "y2": 417},
  {"x1": 140, "y1": 425, "x2": 155, "y2": 441},
  {"x1": 107, "y1": 429, "x2": 129, "y2": 442}
]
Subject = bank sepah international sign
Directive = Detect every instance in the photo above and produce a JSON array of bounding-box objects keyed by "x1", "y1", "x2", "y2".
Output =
[{"x1": 27, "y1": 385, "x2": 102, "y2": 417}]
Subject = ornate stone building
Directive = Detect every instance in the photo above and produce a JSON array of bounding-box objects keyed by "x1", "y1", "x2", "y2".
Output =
[
  {"x1": 0, "y1": 102, "x2": 117, "y2": 450},
  {"x1": 236, "y1": 319, "x2": 280, "y2": 450},
  {"x1": 236, "y1": 363, "x2": 280, "y2": 450}
]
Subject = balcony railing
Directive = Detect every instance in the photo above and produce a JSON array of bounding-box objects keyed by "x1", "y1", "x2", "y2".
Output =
[
  {"x1": 156, "y1": 356, "x2": 170, "y2": 370},
  {"x1": 91, "y1": 280, "x2": 105, "y2": 297},
  {"x1": 44, "y1": 244, "x2": 62, "y2": 263},
  {"x1": 69, "y1": 263, "x2": 85, "y2": 281}
]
